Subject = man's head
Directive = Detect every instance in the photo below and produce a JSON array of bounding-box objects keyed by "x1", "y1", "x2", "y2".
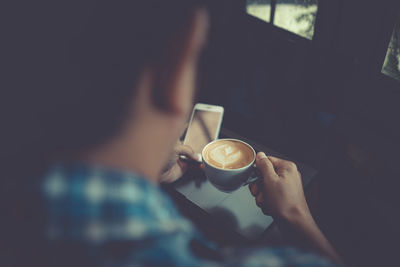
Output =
[{"x1": 2, "y1": 1, "x2": 209, "y2": 179}]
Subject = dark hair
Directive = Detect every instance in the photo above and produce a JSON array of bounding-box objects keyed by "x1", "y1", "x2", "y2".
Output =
[
  {"x1": 3, "y1": 0, "x2": 204, "y2": 158},
  {"x1": 0, "y1": 1, "x2": 203, "y2": 265}
]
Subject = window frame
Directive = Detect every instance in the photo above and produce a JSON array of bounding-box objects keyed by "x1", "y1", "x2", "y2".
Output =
[
  {"x1": 245, "y1": 0, "x2": 319, "y2": 42},
  {"x1": 370, "y1": 7, "x2": 399, "y2": 83}
]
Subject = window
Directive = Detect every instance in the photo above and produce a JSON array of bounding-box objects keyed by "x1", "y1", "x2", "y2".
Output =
[
  {"x1": 382, "y1": 17, "x2": 400, "y2": 81},
  {"x1": 246, "y1": 0, "x2": 271, "y2": 23},
  {"x1": 246, "y1": 0, "x2": 318, "y2": 40}
]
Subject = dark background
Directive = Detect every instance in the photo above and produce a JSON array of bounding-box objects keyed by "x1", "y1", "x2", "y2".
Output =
[{"x1": 187, "y1": 0, "x2": 400, "y2": 266}]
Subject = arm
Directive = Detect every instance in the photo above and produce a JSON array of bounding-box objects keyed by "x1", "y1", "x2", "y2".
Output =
[
  {"x1": 249, "y1": 153, "x2": 343, "y2": 265},
  {"x1": 280, "y1": 207, "x2": 343, "y2": 265}
]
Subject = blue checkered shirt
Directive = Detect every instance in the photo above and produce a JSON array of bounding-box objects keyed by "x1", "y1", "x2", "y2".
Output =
[{"x1": 41, "y1": 163, "x2": 334, "y2": 266}]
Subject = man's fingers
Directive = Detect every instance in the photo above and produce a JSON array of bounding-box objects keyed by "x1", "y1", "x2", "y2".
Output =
[
  {"x1": 175, "y1": 145, "x2": 201, "y2": 162},
  {"x1": 249, "y1": 183, "x2": 259, "y2": 196},
  {"x1": 268, "y1": 156, "x2": 289, "y2": 167},
  {"x1": 177, "y1": 158, "x2": 188, "y2": 172},
  {"x1": 256, "y1": 152, "x2": 278, "y2": 181},
  {"x1": 199, "y1": 163, "x2": 205, "y2": 170},
  {"x1": 268, "y1": 156, "x2": 297, "y2": 173},
  {"x1": 255, "y1": 193, "x2": 264, "y2": 207},
  {"x1": 253, "y1": 192, "x2": 271, "y2": 215}
]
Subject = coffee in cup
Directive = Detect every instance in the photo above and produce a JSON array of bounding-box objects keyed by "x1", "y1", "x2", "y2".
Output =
[
  {"x1": 203, "y1": 139, "x2": 254, "y2": 170},
  {"x1": 202, "y1": 139, "x2": 257, "y2": 192}
]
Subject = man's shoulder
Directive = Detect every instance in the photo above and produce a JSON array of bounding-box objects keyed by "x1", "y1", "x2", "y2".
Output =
[
  {"x1": 41, "y1": 163, "x2": 195, "y2": 241},
  {"x1": 42, "y1": 163, "x2": 154, "y2": 206}
]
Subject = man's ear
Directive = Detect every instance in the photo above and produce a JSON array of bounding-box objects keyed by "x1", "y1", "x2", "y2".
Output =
[{"x1": 152, "y1": 8, "x2": 209, "y2": 116}]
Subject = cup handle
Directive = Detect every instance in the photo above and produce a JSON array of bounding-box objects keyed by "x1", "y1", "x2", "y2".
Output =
[{"x1": 243, "y1": 166, "x2": 259, "y2": 186}]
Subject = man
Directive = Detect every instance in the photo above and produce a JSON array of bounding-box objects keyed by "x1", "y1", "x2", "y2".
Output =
[{"x1": 1, "y1": 1, "x2": 342, "y2": 266}]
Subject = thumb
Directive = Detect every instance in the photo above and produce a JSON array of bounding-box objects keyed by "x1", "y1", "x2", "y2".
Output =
[
  {"x1": 256, "y1": 152, "x2": 278, "y2": 181},
  {"x1": 175, "y1": 145, "x2": 202, "y2": 162}
]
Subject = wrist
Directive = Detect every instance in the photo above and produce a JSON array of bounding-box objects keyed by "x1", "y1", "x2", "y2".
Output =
[{"x1": 277, "y1": 206, "x2": 314, "y2": 228}]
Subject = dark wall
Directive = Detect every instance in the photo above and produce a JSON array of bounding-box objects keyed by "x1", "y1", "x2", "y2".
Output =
[
  {"x1": 196, "y1": 2, "x2": 400, "y2": 265},
  {"x1": 199, "y1": 0, "x2": 322, "y2": 160},
  {"x1": 198, "y1": 0, "x2": 400, "y2": 159}
]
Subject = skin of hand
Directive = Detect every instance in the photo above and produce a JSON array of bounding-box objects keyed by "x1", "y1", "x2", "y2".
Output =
[
  {"x1": 160, "y1": 143, "x2": 202, "y2": 183},
  {"x1": 250, "y1": 152, "x2": 344, "y2": 265},
  {"x1": 249, "y1": 152, "x2": 311, "y2": 222}
]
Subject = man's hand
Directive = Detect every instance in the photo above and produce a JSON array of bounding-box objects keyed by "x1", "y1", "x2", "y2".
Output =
[
  {"x1": 249, "y1": 152, "x2": 311, "y2": 223},
  {"x1": 250, "y1": 152, "x2": 344, "y2": 264},
  {"x1": 160, "y1": 144, "x2": 201, "y2": 183}
]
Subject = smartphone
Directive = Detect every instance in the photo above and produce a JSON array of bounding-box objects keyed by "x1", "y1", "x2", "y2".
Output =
[{"x1": 183, "y1": 103, "x2": 224, "y2": 157}]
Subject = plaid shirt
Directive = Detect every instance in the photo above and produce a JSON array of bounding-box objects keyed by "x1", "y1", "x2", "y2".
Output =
[{"x1": 41, "y1": 163, "x2": 334, "y2": 266}]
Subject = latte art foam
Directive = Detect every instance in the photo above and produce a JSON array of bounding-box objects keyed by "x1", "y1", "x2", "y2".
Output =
[{"x1": 204, "y1": 140, "x2": 254, "y2": 169}]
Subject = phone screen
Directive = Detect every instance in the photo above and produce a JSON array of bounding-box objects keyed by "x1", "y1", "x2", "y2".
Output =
[{"x1": 184, "y1": 109, "x2": 223, "y2": 154}]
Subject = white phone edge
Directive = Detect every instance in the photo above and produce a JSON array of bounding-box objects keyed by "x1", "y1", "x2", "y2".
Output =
[{"x1": 183, "y1": 103, "x2": 224, "y2": 149}]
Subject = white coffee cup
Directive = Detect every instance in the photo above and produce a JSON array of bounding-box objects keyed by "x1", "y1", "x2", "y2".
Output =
[{"x1": 201, "y1": 138, "x2": 258, "y2": 192}]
